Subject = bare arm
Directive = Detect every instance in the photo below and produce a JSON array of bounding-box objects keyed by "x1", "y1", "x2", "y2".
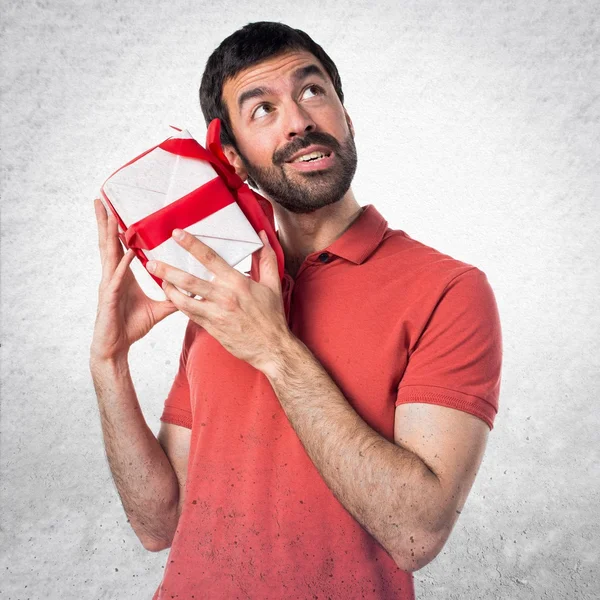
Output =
[
  {"x1": 263, "y1": 336, "x2": 488, "y2": 572},
  {"x1": 90, "y1": 199, "x2": 184, "y2": 551},
  {"x1": 91, "y1": 358, "x2": 189, "y2": 550}
]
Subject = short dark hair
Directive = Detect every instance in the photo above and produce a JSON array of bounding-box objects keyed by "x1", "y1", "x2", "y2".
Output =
[{"x1": 199, "y1": 21, "x2": 344, "y2": 149}]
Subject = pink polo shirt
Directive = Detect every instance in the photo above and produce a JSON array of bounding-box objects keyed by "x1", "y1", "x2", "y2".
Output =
[{"x1": 154, "y1": 204, "x2": 502, "y2": 599}]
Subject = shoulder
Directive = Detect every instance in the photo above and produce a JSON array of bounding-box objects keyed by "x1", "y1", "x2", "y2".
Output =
[{"x1": 373, "y1": 225, "x2": 490, "y2": 295}]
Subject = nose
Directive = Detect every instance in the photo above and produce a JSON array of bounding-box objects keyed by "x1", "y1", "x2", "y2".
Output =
[{"x1": 283, "y1": 101, "x2": 316, "y2": 139}]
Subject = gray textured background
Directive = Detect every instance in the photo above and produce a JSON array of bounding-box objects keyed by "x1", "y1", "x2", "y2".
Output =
[{"x1": 1, "y1": 0, "x2": 599, "y2": 598}]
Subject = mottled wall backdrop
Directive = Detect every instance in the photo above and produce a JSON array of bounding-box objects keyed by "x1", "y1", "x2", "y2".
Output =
[{"x1": 1, "y1": 0, "x2": 598, "y2": 598}]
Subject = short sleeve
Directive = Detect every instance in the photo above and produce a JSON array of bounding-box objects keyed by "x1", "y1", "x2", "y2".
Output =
[
  {"x1": 396, "y1": 268, "x2": 503, "y2": 429},
  {"x1": 160, "y1": 321, "x2": 195, "y2": 429}
]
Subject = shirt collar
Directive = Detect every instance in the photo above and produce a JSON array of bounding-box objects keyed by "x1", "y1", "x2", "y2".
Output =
[{"x1": 323, "y1": 204, "x2": 389, "y2": 264}]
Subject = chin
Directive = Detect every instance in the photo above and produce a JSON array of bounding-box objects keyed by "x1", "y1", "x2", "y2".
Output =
[{"x1": 272, "y1": 193, "x2": 346, "y2": 215}]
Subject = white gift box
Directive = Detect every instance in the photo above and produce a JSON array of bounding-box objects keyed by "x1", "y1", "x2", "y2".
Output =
[{"x1": 100, "y1": 129, "x2": 263, "y2": 284}]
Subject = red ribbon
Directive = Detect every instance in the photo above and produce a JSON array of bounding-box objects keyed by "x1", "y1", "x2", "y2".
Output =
[
  {"x1": 123, "y1": 177, "x2": 235, "y2": 250},
  {"x1": 100, "y1": 119, "x2": 285, "y2": 284}
]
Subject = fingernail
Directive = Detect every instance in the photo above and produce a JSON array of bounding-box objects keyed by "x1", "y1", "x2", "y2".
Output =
[
  {"x1": 172, "y1": 229, "x2": 185, "y2": 240},
  {"x1": 146, "y1": 261, "x2": 156, "y2": 273}
]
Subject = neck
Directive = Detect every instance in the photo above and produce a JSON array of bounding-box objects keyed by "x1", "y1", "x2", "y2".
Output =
[{"x1": 272, "y1": 189, "x2": 362, "y2": 278}]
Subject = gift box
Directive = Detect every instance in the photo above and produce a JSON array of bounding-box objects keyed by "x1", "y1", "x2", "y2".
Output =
[{"x1": 100, "y1": 119, "x2": 284, "y2": 287}]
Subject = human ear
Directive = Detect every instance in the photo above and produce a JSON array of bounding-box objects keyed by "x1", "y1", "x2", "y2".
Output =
[
  {"x1": 344, "y1": 110, "x2": 355, "y2": 139},
  {"x1": 222, "y1": 145, "x2": 248, "y2": 181}
]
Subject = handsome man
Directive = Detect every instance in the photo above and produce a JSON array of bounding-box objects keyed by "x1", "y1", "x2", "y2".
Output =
[{"x1": 91, "y1": 22, "x2": 502, "y2": 599}]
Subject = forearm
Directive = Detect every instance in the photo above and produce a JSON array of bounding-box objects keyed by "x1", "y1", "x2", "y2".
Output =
[
  {"x1": 263, "y1": 336, "x2": 449, "y2": 571},
  {"x1": 90, "y1": 356, "x2": 180, "y2": 551}
]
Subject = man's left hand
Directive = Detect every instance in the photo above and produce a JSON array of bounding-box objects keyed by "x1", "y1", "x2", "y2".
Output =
[{"x1": 146, "y1": 228, "x2": 290, "y2": 373}]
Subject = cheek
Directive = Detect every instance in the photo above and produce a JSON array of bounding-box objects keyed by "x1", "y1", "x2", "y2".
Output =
[
  {"x1": 239, "y1": 137, "x2": 276, "y2": 168},
  {"x1": 229, "y1": 117, "x2": 274, "y2": 167},
  {"x1": 313, "y1": 106, "x2": 351, "y2": 138}
]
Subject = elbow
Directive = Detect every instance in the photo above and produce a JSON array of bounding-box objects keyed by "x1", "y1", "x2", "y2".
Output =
[
  {"x1": 389, "y1": 528, "x2": 451, "y2": 572},
  {"x1": 140, "y1": 536, "x2": 172, "y2": 553},
  {"x1": 391, "y1": 547, "x2": 441, "y2": 573},
  {"x1": 135, "y1": 504, "x2": 181, "y2": 553},
  {"x1": 135, "y1": 521, "x2": 177, "y2": 553}
]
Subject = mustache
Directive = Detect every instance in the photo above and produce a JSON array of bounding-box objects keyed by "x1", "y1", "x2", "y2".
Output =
[{"x1": 273, "y1": 131, "x2": 342, "y2": 165}]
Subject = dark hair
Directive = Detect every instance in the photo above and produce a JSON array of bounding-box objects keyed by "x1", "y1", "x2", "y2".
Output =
[{"x1": 199, "y1": 21, "x2": 344, "y2": 149}]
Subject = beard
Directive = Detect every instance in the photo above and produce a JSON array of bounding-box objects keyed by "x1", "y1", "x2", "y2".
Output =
[{"x1": 236, "y1": 130, "x2": 358, "y2": 214}]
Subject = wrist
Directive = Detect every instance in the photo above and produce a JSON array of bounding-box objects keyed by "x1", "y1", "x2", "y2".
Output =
[
  {"x1": 89, "y1": 350, "x2": 130, "y2": 378},
  {"x1": 260, "y1": 332, "x2": 306, "y2": 382}
]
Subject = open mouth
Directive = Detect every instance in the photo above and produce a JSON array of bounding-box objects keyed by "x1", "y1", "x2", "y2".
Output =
[
  {"x1": 284, "y1": 148, "x2": 335, "y2": 172},
  {"x1": 289, "y1": 150, "x2": 332, "y2": 163}
]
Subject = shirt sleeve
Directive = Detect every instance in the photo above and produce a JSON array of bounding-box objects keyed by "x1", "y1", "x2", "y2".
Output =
[
  {"x1": 395, "y1": 267, "x2": 503, "y2": 430},
  {"x1": 160, "y1": 321, "x2": 196, "y2": 429}
]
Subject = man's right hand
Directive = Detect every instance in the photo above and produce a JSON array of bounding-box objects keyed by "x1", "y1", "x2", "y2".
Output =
[{"x1": 90, "y1": 198, "x2": 178, "y2": 363}]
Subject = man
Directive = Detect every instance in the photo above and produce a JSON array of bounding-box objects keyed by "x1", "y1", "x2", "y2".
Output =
[{"x1": 91, "y1": 21, "x2": 502, "y2": 599}]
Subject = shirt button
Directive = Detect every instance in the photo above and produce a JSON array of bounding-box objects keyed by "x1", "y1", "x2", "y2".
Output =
[{"x1": 318, "y1": 252, "x2": 331, "y2": 263}]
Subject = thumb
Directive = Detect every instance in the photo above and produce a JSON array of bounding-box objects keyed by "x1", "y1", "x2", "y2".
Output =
[
  {"x1": 257, "y1": 230, "x2": 281, "y2": 293},
  {"x1": 152, "y1": 299, "x2": 178, "y2": 324}
]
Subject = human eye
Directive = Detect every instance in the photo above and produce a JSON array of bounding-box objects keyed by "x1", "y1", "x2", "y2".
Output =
[
  {"x1": 252, "y1": 103, "x2": 274, "y2": 120},
  {"x1": 301, "y1": 84, "x2": 325, "y2": 100}
]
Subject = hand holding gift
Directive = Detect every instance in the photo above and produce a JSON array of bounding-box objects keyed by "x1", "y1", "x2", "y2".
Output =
[
  {"x1": 90, "y1": 199, "x2": 178, "y2": 363},
  {"x1": 146, "y1": 228, "x2": 290, "y2": 374}
]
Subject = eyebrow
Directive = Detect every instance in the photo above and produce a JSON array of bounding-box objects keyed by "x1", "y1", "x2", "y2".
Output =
[
  {"x1": 291, "y1": 64, "x2": 327, "y2": 84},
  {"x1": 237, "y1": 64, "x2": 328, "y2": 114},
  {"x1": 238, "y1": 86, "x2": 272, "y2": 114}
]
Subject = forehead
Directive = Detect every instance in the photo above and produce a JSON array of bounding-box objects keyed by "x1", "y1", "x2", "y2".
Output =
[{"x1": 222, "y1": 50, "x2": 328, "y2": 110}]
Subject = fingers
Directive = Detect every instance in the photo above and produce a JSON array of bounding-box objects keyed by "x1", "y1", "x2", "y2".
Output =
[
  {"x1": 94, "y1": 198, "x2": 108, "y2": 257},
  {"x1": 171, "y1": 229, "x2": 237, "y2": 282},
  {"x1": 149, "y1": 258, "x2": 221, "y2": 323},
  {"x1": 103, "y1": 208, "x2": 125, "y2": 278},
  {"x1": 146, "y1": 259, "x2": 213, "y2": 300},
  {"x1": 257, "y1": 230, "x2": 282, "y2": 293},
  {"x1": 109, "y1": 248, "x2": 136, "y2": 293},
  {"x1": 161, "y1": 281, "x2": 216, "y2": 322},
  {"x1": 152, "y1": 299, "x2": 179, "y2": 324}
]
